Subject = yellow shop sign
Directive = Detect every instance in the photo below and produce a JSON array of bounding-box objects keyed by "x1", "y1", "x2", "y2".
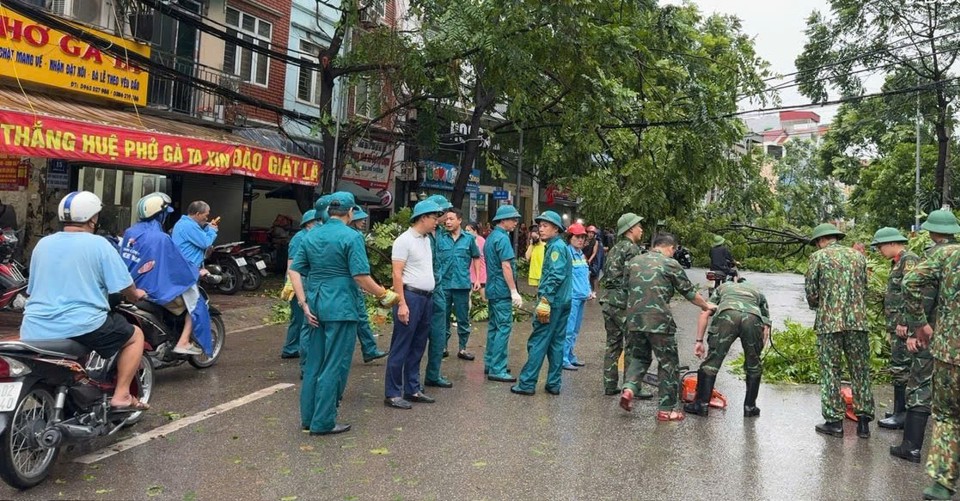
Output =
[{"x1": 0, "y1": 10, "x2": 150, "y2": 105}]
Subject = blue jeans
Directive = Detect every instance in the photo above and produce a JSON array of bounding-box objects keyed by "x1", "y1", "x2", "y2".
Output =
[
  {"x1": 385, "y1": 290, "x2": 432, "y2": 398},
  {"x1": 564, "y1": 298, "x2": 587, "y2": 366}
]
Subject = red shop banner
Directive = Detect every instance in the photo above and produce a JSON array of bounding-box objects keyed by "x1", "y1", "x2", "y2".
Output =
[{"x1": 0, "y1": 110, "x2": 320, "y2": 186}]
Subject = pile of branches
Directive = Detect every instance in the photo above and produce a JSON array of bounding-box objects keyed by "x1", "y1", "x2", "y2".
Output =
[{"x1": 718, "y1": 222, "x2": 810, "y2": 259}]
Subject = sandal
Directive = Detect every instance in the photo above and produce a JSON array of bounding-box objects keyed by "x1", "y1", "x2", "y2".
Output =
[
  {"x1": 656, "y1": 410, "x2": 685, "y2": 422},
  {"x1": 619, "y1": 389, "x2": 634, "y2": 412},
  {"x1": 111, "y1": 397, "x2": 150, "y2": 412}
]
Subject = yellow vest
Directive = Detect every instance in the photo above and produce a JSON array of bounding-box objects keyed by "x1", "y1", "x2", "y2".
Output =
[{"x1": 528, "y1": 242, "x2": 545, "y2": 285}]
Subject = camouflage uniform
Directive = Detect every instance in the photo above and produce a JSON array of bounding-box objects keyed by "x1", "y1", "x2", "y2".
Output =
[
  {"x1": 600, "y1": 238, "x2": 648, "y2": 392},
  {"x1": 623, "y1": 250, "x2": 698, "y2": 411},
  {"x1": 904, "y1": 242, "x2": 960, "y2": 492},
  {"x1": 804, "y1": 242, "x2": 875, "y2": 421},
  {"x1": 701, "y1": 282, "x2": 770, "y2": 377},
  {"x1": 885, "y1": 250, "x2": 921, "y2": 388}
]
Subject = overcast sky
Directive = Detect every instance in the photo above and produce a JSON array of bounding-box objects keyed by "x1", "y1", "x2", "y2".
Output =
[{"x1": 661, "y1": 0, "x2": 877, "y2": 124}]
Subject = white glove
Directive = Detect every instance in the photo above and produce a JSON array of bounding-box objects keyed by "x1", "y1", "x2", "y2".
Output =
[{"x1": 510, "y1": 289, "x2": 523, "y2": 308}]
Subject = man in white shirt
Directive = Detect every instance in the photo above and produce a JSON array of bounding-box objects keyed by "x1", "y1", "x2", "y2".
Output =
[{"x1": 384, "y1": 199, "x2": 446, "y2": 409}]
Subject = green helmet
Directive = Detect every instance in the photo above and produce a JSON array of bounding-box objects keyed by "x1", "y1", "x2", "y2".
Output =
[
  {"x1": 870, "y1": 227, "x2": 908, "y2": 245},
  {"x1": 711, "y1": 235, "x2": 726, "y2": 247},
  {"x1": 534, "y1": 210, "x2": 565, "y2": 232},
  {"x1": 920, "y1": 209, "x2": 960, "y2": 235},
  {"x1": 809, "y1": 223, "x2": 845, "y2": 246},
  {"x1": 616, "y1": 213, "x2": 643, "y2": 236}
]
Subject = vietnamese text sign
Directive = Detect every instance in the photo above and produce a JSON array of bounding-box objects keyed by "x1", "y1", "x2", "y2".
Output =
[
  {"x1": 0, "y1": 10, "x2": 150, "y2": 105},
  {"x1": 420, "y1": 160, "x2": 479, "y2": 193},
  {"x1": 0, "y1": 154, "x2": 26, "y2": 190},
  {"x1": 0, "y1": 110, "x2": 320, "y2": 186},
  {"x1": 343, "y1": 138, "x2": 393, "y2": 189}
]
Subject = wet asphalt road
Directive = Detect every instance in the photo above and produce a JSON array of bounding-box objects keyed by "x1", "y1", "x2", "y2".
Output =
[{"x1": 0, "y1": 269, "x2": 932, "y2": 500}]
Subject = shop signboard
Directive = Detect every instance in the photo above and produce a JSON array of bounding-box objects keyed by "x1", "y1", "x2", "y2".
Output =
[
  {"x1": 46, "y1": 159, "x2": 69, "y2": 189},
  {"x1": 342, "y1": 138, "x2": 394, "y2": 190},
  {"x1": 0, "y1": 154, "x2": 27, "y2": 190},
  {"x1": 492, "y1": 189, "x2": 509, "y2": 200},
  {"x1": 420, "y1": 160, "x2": 479, "y2": 193},
  {"x1": 0, "y1": 10, "x2": 150, "y2": 105},
  {"x1": 0, "y1": 109, "x2": 321, "y2": 185}
]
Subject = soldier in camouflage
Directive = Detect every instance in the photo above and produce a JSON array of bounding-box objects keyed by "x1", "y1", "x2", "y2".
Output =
[
  {"x1": 684, "y1": 280, "x2": 770, "y2": 418},
  {"x1": 903, "y1": 208, "x2": 960, "y2": 501},
  {"x1": 805, "y1": 223, "x2": 874, "y2": 439},
  {"x1": 873, "y1": 227, "x2": 921, "y2": 431},
  {"x1": 599, "y1": 213, "x2": 653, "y2": 398},
  {"x1": 619, "y1": 233, "x2": 716, "y2": 421}
]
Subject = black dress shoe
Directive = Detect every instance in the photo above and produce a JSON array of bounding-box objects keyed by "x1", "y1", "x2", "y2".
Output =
[
  {"x1": 510, "y1": 385, "x2": 535, "y2": 395},
  {"x1": 404, "y1": 392, "x2": 436, "y2": 403},
  {"x1": 545, "y1": 387, "x2": 560, "y2": 395},
  {"x1": 457, "y1": 350, "x2": 475, "y2": 361},
  {"x1": 310, "y1": 423, "x2": 351, "y2": 436},
  {"x1": 384, "y1": 397, "x2": 412, "y2": 409},
  {"x1": 815, "y1": 420, "x2": 844, "y2": 437},
  {"x1": 488, "y1": 374, "x2": 517, "y2": 383},
  {"x1": 280, "y1": 353, "x2": 299, "y2": 359},
  {"x1": 362, "y1": 351, "x2": 388, "y2": 363},
  {"x1": 572, "y1": 361, "x2": 586, "y2": 367},
  {"x1": 425, "y1": 378, "x2": 453, "y2": 388}
]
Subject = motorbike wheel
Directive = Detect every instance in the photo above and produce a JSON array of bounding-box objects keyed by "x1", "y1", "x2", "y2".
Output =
[
  {"x1": 124, "y1": 356, "x2": 155, "y2": 426},
  {"x1": 189, "y1": 315, "x2": 226, "y2": 369},
  {"x1": 215, "y1": 260, "x2": 243, "y2": 295},
  {"x1": 240, "y1": 267, "x2": 262, "y2": 291},
  {"x1": 0, "y1": 386, "x2": 59, "y2": 489}
]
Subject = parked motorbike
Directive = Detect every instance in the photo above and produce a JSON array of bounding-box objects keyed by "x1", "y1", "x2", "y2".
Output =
[
  {"x1": 0, "y1": 229, "x2": 27, "y2": 310},
  {"x1": 206, "y1": 242, "x2": 266, "y2": 295},
  {"x1": 116, "y1": 287, "x2": 225, "y2": 370},
  {"x1": 673, "y1": 245, "x2": 693, "y2": 269},
  {"x1": 0, "y1": 337, "x2": 152, "y2": 488}
]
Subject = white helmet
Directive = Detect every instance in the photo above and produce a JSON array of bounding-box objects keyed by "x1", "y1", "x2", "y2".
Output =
[
  {"x1": 58, "y1": 191, "x2": 103, "y2": 223},
  {"x1": 136, "y1": 192, "x2": 173, "y2": 220}
]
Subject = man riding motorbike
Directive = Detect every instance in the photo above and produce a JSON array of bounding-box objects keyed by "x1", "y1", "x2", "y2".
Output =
[
  {"x1": 709, "y1": 236, "x2": 739, "y2": 281},
  {"x1": 120, "y1": 192, "x2": 212, "y2": 356},
  {"x1": 20, "y1": 191, "x2": 149, "y2": 410}
]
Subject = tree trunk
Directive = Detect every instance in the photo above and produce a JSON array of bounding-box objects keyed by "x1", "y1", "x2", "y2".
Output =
[
  {"x1": 452, "y1": 72, "x2": 496, "y2": 207},
  {"x1": 935, "y1": 118, "x2": 949, "y2": 206}
]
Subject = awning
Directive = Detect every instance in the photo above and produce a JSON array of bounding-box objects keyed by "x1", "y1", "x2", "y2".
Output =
[
  {"x1": 264, "y1": 179, "x2": 382, "y2": 205},
  {"x1": 0, "y1": 88, "x2": 320, "y2": 186}
]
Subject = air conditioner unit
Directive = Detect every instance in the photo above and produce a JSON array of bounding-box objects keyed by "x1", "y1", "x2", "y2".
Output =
[
  {"x1": 360, "y1": 0, "x2": 385, "y2": 25},
  {"x1": 47, "y1": 0, "x2": 103, "y2": 26}
]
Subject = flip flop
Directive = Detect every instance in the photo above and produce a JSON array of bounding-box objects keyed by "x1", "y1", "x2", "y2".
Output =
[
  {"x1": 111, "y1": 399, "x2": 150, "y2": 412},
  {"x1": 656, "y1": 410, "x2": 685, "y2": 422}
]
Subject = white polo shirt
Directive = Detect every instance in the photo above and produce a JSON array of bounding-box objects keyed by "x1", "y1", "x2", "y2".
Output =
[{"x1": 391, "y1": 227, "x2": 435, "y2": 291}]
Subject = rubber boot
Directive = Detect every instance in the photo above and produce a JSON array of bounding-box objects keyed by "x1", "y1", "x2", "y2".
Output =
[
  {"x1": 923, "y1": 482, "x2": 955, "y2": 500},
  {"x1": 857, "y1": 416, "x2": 871, "y2": 439},
  {"x1": 890, "y1": 410, "x2": 929, "y2": 463},
  {"x1": 744, "y1": 374, "x2": 761, "y2": 417},
  {"x1": 815, "y1": 420, "x2": 843, "y2": 437},
  {"x1": 682, "y1": 370, "x2": 715, "y2": 417},
  {"x1": 878, "y1": 385, "x2": 906, "y2": 429}
]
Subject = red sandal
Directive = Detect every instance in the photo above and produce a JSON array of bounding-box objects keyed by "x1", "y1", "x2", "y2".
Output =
[
  {"x1": 656, "y1": 410, "x2": 685, "y2": 422},
  {"x1": 619, "y1": 389, "x2": 634, "y2": 412}
]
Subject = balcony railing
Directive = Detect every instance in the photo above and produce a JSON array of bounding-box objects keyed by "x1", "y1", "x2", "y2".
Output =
[{"x1": 146, "y1": 52, "x2": 241, "y2": 125}]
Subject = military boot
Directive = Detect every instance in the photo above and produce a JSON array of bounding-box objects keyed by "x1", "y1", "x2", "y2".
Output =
[
  {"x1": 890, "y1": 410, "x2": 930, "y2": 463},
  {"x1": 815, "y1": 420, "x2": 843, "y2": 437},
  {"x1": 744, "y1": 374, "x2": 761, "y2": 417},
  {"x1": 878, "y1": 385, "x2": 906, "y2": 429},
  {"x1": 682, "y1": 370, "x2": 715, "y2": 417},
  {"x1": 856, "y1": 416, "x2": 871, "y2": 438}
]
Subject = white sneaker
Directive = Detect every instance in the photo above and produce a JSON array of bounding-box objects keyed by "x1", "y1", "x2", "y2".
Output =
[{"x1": 173, "y1": 345, "x2": 202, "y2": 356}]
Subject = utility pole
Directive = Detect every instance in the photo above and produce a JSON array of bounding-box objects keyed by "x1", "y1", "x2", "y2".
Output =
[
  {"x1": 915, "y1": 76, "x2": 922, "y2": 231},
  {"x1": 513, "y1": 129, "x2": 523, "y2": 252}
]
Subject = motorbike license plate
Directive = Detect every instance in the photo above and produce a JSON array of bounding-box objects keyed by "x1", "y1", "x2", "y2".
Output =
[
  {"x1": 255, "y1": 260, "x2": 266, "y2": 270},
  {"x1": 0, "y1": 382, "x2": 23, "y2": 412},
  {"x1": 234, "y1": 257, "x2": 247, "y2": 267}
]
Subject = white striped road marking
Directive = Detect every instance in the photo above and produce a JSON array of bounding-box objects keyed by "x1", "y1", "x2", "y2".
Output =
[
  {"x1": 229, "y1": 323, "x2": 276, "y2": 335},
  {"x1": 74, "y1": 383, "x2": 295, "y2": 464}
]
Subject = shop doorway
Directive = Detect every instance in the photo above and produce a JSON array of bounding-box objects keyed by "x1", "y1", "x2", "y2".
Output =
[{"x1": 77, "y1": 166, "x2": 177, "y2": 237}]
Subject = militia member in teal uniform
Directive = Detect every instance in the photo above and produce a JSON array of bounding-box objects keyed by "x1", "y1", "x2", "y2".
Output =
[
  {"x1": 437, "y1": 208, "x2": 482, "y2": 361},
  {"x1": 281, "y1": 209, "x2": 319, "y2": 362},
  {"x1": 903, "y1": 209, "x2": 960, "y2": 500},
  {"x1": 685, "y1": 280, "x2": 770, "y2": 418},
  {"x1": 424, "y1": 195, "x2": 456, "y2": 388},
  {"x1": 350, "y1": 207, "x2": 387, "y2": 363},
  {"x1": 289, "y1": 192, "x2": 399, "y2": 435},
  {"x1": 805, "y1": 223, "x2": 874, "y2": 439},
  {"x1": 871, "y1": 228, "x2": 922, "y2": 433},
  {"x1": 511, "y1": 211, "x2": 572, "y2": 396},
  {"x1": 484, "y1": 205, "x2": 525, "y2": 382},
  {"x1": 620, "y1": 233, "x2": 715, "y2": 421}
]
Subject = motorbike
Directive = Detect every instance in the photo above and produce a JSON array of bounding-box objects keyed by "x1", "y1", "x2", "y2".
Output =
[
  {"x1": 705, "y1": 268, "x2": 740, "y2": 297},
  {"x1": 0, "y1": 229, "x2": 27, "y2": 310},
  {"x1": 205, "y1": 242, "x2": 267, "y2": 295},
  {"x1": 0, "y1": 334, "x2": 153, "y2": 488},
  {"x1": 673, "y1": 245, "x2": 693, "y2": 269},
  {"x1": 116, "y1": 287, "x2": 226, "y2": 371}
]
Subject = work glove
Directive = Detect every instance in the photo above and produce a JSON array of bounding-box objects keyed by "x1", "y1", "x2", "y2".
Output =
[
  {"x1": 280, "y1": 279, "x2": 295, "y2": 302},
  {"x1": 378, "y1": 289, "x2": 400, "y2": 308},
  {"x1": 535, "y1": 298, "x2": 551, "y2": 324},
  {"x1": 510, "y1": 289, "x2": 523, "y2": 308}
]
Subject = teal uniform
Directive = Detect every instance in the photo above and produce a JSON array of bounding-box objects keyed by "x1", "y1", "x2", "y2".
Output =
[
  {"x1": 291, "y1": 218, "x2": 370, "y2": 433},
  {"x1": 515, "y1": 235, "x2": 573, "y2": 392},
  {"x1": 425, "y1": 229, "x2": 449, "y2": 384},
  {"x1": 437, "y1": 230, "x2": 481, "y2": 351},
  {"x1": 351, "y1": 227, "x2": 382, "y2": 359},
  {"x1": 483, "y1": 226, "x2": 517, "y2": 377},
  {"x1": 283, "y1": 228, "x2": 309, "y2": 366}
]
